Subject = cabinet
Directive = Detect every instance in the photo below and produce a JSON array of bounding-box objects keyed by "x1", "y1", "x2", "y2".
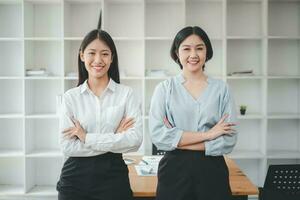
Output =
[{"x1": 0, "y1": 0, "x2": 299, "y2": 199}]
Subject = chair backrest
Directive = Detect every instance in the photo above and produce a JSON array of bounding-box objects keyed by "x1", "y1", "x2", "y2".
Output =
[{"x1": 260, "y1": 164, "x2": 300, "y2": 200}]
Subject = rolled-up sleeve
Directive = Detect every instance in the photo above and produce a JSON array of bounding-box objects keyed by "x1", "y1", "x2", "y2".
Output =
[
  {"x1": 85, "y1": 89, "x2": 143, "y2": 153},
  {"x1": 59, "y1": 93, "x2": 101, "y2": 157},
  {"x1": 205, "y1": 84, "x2": 238, "y2": 156},
  {"x1": 149, "y1": 82, "x2": 183, "y2": 151}
]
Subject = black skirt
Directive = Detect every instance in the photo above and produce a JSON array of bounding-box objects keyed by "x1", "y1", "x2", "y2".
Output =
[
  {"x1": 156, "y1": 149, "x2": 232, "y2": 200},
  {"x1": 57, "y1": 152, "x2": 133, "y2": 200}
]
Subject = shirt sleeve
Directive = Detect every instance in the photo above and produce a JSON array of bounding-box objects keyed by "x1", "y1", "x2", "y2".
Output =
[
  {"x1": 84, "y1": 88, "x2": 143, "y2": 153},
  {"x1": 149, "y1": 81, "x2": 183, "y2": 151},
  {"x1": 59, "y1": 93, "x2": 104, "y2": 157},
  {"x1": 205, "y1": 84, "x2": 238, "y2": 156}
]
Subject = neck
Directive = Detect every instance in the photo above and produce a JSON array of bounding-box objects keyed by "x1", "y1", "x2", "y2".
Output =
[
  {"x1": 87, "y1": 75, "x2": 110, "y2": 96},
  {"x1": 182, "y1": 68, "x2": 207, "y2": 83}
]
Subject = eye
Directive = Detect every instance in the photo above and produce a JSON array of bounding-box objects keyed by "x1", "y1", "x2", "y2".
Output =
[
  {"x1": 197, "y1": 47, "x2": 204, "y2": 50},
  {"x1": 88, "y1": 52, "x2": 95, "y2": 55}
]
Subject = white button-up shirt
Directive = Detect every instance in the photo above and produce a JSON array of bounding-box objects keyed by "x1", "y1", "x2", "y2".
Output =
[{"x1": 59, "y1": 79, "x2": 143, "y2": 157}]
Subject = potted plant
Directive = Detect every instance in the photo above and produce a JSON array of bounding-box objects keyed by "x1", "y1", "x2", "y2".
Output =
[{"x1": 240, "y1": 105, "x2": 247, "y2": 115}]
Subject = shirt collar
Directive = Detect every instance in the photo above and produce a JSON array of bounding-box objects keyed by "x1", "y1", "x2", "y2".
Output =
[{"x1": 80, "y1": 78, "x2": 117, "y2": 94}]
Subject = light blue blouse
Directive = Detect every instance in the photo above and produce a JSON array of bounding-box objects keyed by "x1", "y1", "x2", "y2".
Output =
[{"x1": 149, "y1": 74, "x2": 238, "y2": 156}]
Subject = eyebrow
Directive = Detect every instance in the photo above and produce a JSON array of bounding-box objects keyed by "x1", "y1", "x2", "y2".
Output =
[
  {"x1": 181, "y1": 44, "x2": 205, "y2": 47},
  {"x1": 87, "y1": 49, "x2": 110, "y2": 52}
]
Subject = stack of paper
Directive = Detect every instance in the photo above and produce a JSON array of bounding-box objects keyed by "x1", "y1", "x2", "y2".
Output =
[
  {"x1": 228, "y1": 69, "x2": 254, "y2": 76},
  {"x1": 26, "y1": 68, "x2": 50, "y2": 77},
  {"x1": 135, "y1": 155, "x2": 163, "y2": 176}
]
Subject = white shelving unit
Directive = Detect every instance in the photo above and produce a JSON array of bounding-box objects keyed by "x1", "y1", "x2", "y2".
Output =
[{"x1": 0, "y1": 0, "x2": 299, "y2": 199}]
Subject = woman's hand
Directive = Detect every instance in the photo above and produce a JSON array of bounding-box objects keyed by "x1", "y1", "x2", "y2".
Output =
[
  {"x1": 116, "y1": 117, "x2": 135, "y2": 133},
  {"x1": 63, "y1": 118, "x2": 87, "y2": 143},
  {"x1": 206, "y1": 114, "x2": 236, "y2": 140}
]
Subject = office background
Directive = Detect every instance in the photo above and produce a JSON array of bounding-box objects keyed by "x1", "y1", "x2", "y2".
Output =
[{"x1": 0, "y1": 0, "x2": 299, "y2": 199}]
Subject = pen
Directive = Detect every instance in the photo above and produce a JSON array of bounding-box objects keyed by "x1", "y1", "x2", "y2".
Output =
[{"x1": 141, "y1": 159, "x2": 149, "y2": 165}]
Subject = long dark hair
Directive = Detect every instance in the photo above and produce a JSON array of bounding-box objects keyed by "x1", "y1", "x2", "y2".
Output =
[
  {"x1": 170, "y1": 26, "x2": 213, "y2": 71},
  {"x1": 77, "y1": 29, "x2": 120, "y2": 86}
]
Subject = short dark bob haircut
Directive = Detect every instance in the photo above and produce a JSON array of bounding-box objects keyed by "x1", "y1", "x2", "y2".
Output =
[
  {"x1": 77, "y1": 29, "x2": 120, "y2": 86},
  {"x1": 170, "y1": 26, "x2": 213, "y2": 71}
]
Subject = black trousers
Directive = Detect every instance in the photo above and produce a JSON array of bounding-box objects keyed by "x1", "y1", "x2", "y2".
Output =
[
  {"x1": 57, "y1": 152, "x2": 133, "y2": 200},
  {"x1": 156, "y1": 149, "x2": 232, "y2": 200}
]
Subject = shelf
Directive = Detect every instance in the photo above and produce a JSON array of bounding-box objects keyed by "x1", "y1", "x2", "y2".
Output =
[
  {"x1": 114, "y1": 40, "x2": 144, "y2": 77},
  {"x1": 267, "y1": 119, "x2": 300, "y2": 154},
  {"x1": 145, "y1": 0, "x2": 184, "y2": 37},
  {"x1": 25, "y1": 114, "x2": 58, "y2": 119},
  {"x1": 64, "y1": 40, "x2": 81, "y2": 76},
  {"x1": 0, "y1": 114, "x2": 23, "y2": 118},
  {"x1": 267, "y1": 114, "x2": 300, "y2": 119},
  {"x1": 237, "y1": 114, "x2": 263, "y2": 119},
  {"x1": 0, "y1": 79, "x2": 23, "y2": 115},
  {"x1": 25, "y1": 40, "x2": 63, "y2": 77},
  {"x1": 121, "y1": 79, "x2": 143, "y2": 105},
  {"x1": 24, "y1": 76, "x2": 62, "y2": 80},
  {"x1": 145, "y1": 79, "x2": 161, "y2": 115},
  {"x1": 64, "y1": 79, "x2": 77, "y2": 92},
  {"x1": 228, "y1": 79, "x2": 263, "y2": 115},
  {"x1": 227, "y1": 0, "x2": 262, "y2": 37},
  {"x1": 0, "y1": 150, "x2": 23, "y2": 158},
  {"x1": 0, "y1": 40, "x2": 23, "y2": 77},
  {"x1": 227, "y1": 76, "x2": 263, "y2": 80},
  {"x1": 204, "y1": 40, "x2": 223, "y2": 77},
  {"x1": 0, "y1": 185, "x2": 24, "y2": 196},
  {"x1": 186, "y1": 0, "x2": 223, "y2": 39},
  {"x1": 227, "y1": 36, "x2": 262, "y2": 40},
  {"x1": 267, "y1": 75, "x2": 300, "y2": 79},
  {"x1": 227, "y1": 39, "x2": 263, "y2": 76},
  {"x1": 0, "y1": 1, "x2": 22, "y2": 37},
  {"x1": 234, "y1": 119, "x2": 264, "y2": 155},
  {"x1": 26, "y1": 185, "x2": 57, "y2": 196},
  {"x1": 25, "y1": 118, "x2": 60, "y2": 155},
  {"x1": 268, "y1": 36, "x2": 300, "y2": 40},
  {"x1": 0, "y1": 118, "x2": 23, "y2": 154},
  {"x1": 268, "y1": 39, "x2": 300, "y2": 76},
  {"x1": 25, "y1": 80, "x2": 62, "y2": 115},
  {"x1": 267, "y1": 79, "x2": 300, "y2": 115},
  {"x1": 104, "y1": 0, "x2": 143, "y2": 38},
  {"x1": 268, "y1": 0, "x2": 300, "y2": 37},
  {"x1": 0, "y1": 157, "x2": 24, "y2": 193},
  {"x1": 25, "y1": 157, "x2": 63, "y2": 193},
  {"x1": 145, "y1": 39, "x2": 179, "y2": 77},
  {"x1": 64, "y1": 0, "x2": 101, "y2": 37},
  {"x1": 24, "y1": 0, "x2": 62, "y2": 38},
  {"x1": 26, "y1": 150, "x2": 62, "y2": 158}
]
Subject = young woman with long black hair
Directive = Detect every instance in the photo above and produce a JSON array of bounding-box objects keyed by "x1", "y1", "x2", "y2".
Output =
[{"x1": 56, "y1": 29, "x2": 142, "y2": 200}]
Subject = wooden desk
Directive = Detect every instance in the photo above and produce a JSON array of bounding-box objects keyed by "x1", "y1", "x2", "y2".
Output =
[{"x1": 127, "y1": 156, "x2": 258, "y2": 200}]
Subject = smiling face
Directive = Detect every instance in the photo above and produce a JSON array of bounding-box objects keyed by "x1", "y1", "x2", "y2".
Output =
[
  {"x1": 177, "y1": 34, "x2": 207, "y2": 73},
  {"x1": 80, "y1": 38, "x2": 112, "y2": 80}
]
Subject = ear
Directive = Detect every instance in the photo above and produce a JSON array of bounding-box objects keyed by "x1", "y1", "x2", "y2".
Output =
[{"x1": 79, "y1": 51, "x2": 84, "y2": 62}]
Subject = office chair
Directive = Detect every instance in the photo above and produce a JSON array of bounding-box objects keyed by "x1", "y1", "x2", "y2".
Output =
[{"x1": 259, "y1": 164, "x2": 300, "y2": 200}]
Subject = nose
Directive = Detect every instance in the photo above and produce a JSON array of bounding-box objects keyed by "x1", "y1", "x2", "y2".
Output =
[
  {"x1": 94, "y1": 53, "x2": 102, "y2": 63},
  {"x1": 190, "y1": 48, "x2": 197, "y2": 58}
]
